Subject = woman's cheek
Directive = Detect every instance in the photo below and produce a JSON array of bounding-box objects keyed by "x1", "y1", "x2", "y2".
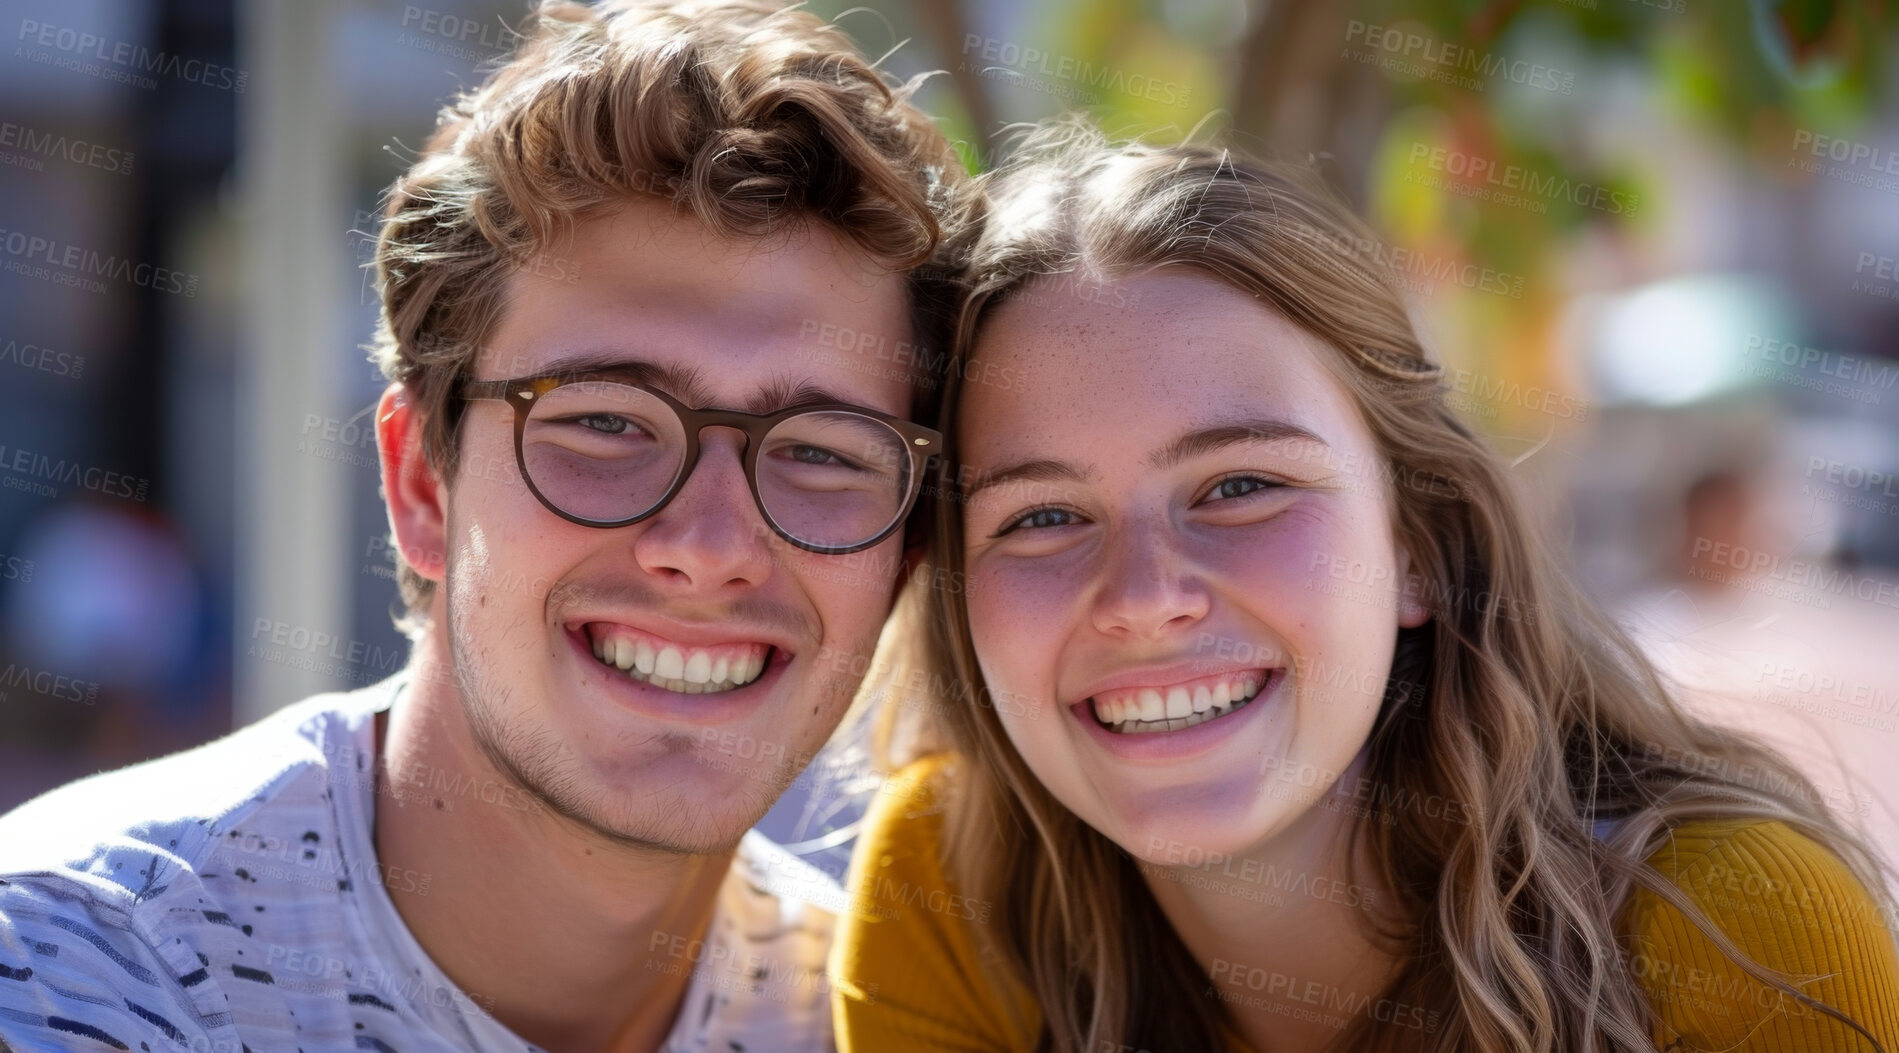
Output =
[
  {"x1": 1195, "y1": 507, "x2": 1336, "y2": 609},
  {"x1": 966, "y1": 555, "x2": 1074, "y2": 708}
]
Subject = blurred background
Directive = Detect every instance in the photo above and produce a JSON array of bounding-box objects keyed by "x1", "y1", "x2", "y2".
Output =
[{"x1": 1, "y1": 0, "x2": 1896, "y2": 896}]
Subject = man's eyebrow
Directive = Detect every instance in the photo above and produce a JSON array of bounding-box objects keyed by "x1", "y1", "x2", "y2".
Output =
[
  {"x1": 522, "y1": 353, "x2": 867, "y2": 414},
  {"x1": 531, "y1": 351, "x2": 716, "y2": 406},
  {"x1": 745, "y1": 374, "x2": 873, "y2": 415},
  {"x1": 1149, "y1": 417, "x2": 1329, "y2": 471},
  {"x1": 965, "y1": 459, "x2": 1098, "y2": 502}
]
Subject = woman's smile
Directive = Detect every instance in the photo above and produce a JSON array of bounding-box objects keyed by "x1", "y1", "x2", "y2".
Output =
[{"x1": 1082, "y1": 666, "x2": 1272, "y2": 734}]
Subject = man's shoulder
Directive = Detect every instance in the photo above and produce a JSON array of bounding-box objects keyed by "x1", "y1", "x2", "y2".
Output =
[
  {"x1": 0, "y1": 679, "x2": 393, "y2": 900},
  {"x1": 657, "y1": 832, "x2": 844, "y2": 1053},
  {"x1": 0, "y1": 681, "x2": 405, "y2": 1052}
]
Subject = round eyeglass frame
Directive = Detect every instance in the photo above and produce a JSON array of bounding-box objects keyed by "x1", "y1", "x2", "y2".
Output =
[{"x1": 457, "y1": 371, "x2": 942, "y2": 555}]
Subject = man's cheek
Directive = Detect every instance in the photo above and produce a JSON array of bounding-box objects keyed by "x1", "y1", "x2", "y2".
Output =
[{"x1": 447, "y1": 485, "x2": 580, "y2": 613}]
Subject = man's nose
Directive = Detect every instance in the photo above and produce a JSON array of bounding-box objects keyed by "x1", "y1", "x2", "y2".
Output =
[{"x1": 627, "y1": 427, "x2": 774, "y2": 591}]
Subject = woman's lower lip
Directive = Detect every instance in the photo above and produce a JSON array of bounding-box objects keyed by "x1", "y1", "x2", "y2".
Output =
[
  {"x1": 564, "y1": 626, "x2": 786, "y2": 726},
  {"x1": 1071, "y1": 670, "x2": 1282, "y2": 764}
]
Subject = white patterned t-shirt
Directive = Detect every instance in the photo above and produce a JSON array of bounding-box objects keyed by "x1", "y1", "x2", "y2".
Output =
[{"x1": 0, "y1": 676, "x2": 841, "y2": 1052}]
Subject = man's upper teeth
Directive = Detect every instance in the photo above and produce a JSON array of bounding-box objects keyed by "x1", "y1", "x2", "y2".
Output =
[
  {"x1": 590, "y1": 632, "x2": 769, "y2": 692},
  {"x1": 1089, "y1": 672, "x2": 1265, "y2": 731}
]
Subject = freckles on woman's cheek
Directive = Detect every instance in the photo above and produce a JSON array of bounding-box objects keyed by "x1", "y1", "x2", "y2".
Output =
[
  {"x1": 976, "y1": 564, "x2": 1067, "y2": 627},
  {"x1": 1204, "y1": 510, "x2": 1332, "y2": 595},
  {"x1": 966, "y1": 592, "x2": 1018, "y2": 646}
]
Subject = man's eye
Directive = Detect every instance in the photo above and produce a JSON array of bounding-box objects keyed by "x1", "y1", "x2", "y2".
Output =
[
  {"x1": 788, "y1": 444, "x2": 845, "y2": 467},
  {"x1": 1205, "y1": 475, "x2": 1278, "y2": 502},
  {"x1": 997, "y1": 507, "x2": 1078, "y2": 535},
  {"x1": 577, "y1": 414, "x2": 631, "y2": 435}
]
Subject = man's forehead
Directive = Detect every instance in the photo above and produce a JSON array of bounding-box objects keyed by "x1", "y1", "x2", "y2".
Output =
[
  {"x1": 478, "y1": 199, "x2": 921, "y2": 413},
  {"x1": 540, "y1": 196, "x2": 906, "y2": 302}
]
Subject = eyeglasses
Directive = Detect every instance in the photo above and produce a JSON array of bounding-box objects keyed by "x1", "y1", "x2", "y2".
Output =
[{"x1": 458, "y1": 371, "x2": 941, "y2": 554}]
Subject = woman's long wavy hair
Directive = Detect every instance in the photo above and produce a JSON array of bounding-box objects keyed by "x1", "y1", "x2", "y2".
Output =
[{"x1": 871, "y1": 119, "x2": 1895, "y2": 1052}]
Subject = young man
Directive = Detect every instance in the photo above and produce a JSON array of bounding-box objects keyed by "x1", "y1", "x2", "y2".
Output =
[{"x1": 0, "y1": 1, "x2": 960, "y2": 1050}]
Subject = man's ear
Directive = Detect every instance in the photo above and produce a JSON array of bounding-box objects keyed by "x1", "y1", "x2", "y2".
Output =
[{"x1": 377, "y1": 384, "x2": 448, "y2": 582}]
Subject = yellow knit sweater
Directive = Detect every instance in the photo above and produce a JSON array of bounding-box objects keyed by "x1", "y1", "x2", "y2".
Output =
[{"x1": 831, "y1": 757, "x2": 1899, "y2": 1052}]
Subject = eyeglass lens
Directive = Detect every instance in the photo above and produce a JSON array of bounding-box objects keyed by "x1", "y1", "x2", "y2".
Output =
[{"x1": 518, "y1": 380, "x2": 912, "y2": 549}]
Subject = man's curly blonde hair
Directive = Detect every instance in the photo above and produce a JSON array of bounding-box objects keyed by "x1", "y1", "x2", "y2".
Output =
[{"x1": 369, "y1": 0, "x2": 963, "y2": 630}]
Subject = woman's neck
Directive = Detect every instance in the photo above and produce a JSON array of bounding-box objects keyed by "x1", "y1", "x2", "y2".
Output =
[{"x1": 1138, "y1": 748, "x2": 1405, "y2": 1053}]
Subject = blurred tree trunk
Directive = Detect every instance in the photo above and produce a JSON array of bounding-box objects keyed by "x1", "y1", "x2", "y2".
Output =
[
  {"x1": 1229, "y1": 1, "x2": 1390, "y2": 202},
  {"x1": 911, "y1": 0, "x2": 1000, "y2": 165}
]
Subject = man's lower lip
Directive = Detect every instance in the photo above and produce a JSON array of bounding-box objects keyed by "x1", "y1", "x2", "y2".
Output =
[{"x1": 564, "y1": 628, "x2": 788, "y2": 725}]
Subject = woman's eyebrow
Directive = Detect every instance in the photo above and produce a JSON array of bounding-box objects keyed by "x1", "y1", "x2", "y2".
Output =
[
  {"x1": 965, "y1": 418, "x2": 1326, "y2": 501},
  {"x1": 1149, "y1": 417, "x2": 1329, "y2": 470},
  {"x1": 964, "y1": 459, "x2": 1097, "y2": 502}
]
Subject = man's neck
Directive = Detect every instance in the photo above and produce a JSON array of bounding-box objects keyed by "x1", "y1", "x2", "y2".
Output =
[{"x1": 371, "y1": 644, "x2": 737, "y2": 1053}]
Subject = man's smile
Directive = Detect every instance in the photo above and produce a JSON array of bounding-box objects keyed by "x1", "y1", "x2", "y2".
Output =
[{"x1": 582, "y1": 622, "x2": 775, "y2": 695}]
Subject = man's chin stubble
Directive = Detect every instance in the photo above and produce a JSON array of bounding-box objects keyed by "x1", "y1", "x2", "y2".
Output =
[
  {"x1": 442, "y1": 585, "x2": 873, "y2": 855},
  {"x1": 460, "y1": 691, "x2": 786, "y2": 856},
  {"x1": 439, "y1": 622, "x2": 769, "y2": 855}
]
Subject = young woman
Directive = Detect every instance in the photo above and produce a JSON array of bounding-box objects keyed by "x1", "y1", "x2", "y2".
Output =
[{"x1": 829, "y1": 122, "x2": 1899, "y2": 1053}]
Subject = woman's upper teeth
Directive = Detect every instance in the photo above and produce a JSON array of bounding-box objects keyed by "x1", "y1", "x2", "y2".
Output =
[
  {"x1": 588, "y1": 628, "x2": 770, "y2": 693},
  {"x1": 1089, "y1": 671, "x2": 1266, "y2": 730}
]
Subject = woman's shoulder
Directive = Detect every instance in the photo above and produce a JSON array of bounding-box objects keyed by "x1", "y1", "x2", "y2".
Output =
[
  {"x1": 832, "y1": 753, "x2": 1040, "y2": 1052},
  {"x1": 1624, "y1": 817, "x2": 1899, "y2": 1050},
  {"x1": 850, "y1": 754, "x2": 957, "y2": 869},
  {"x1": 1634, "y1": 817, "x2": 1891, "y2": 934}
]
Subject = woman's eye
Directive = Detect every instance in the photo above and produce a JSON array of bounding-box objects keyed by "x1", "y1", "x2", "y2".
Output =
[
  {"x1": 1205, "y1": 475, "x2": 1277, "y2": 502},
  {"x1": 998, "y1": 507, "x2": 1078, "y2": 534}
]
